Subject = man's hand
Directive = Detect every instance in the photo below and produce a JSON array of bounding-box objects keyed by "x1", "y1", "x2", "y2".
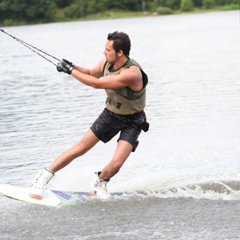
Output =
[
  {"x1": 62, "y1": 59, "x2": 74, "y2": 67},
  {"x1": 57, "y1": 59, "x2": 74, "y2": 75}
]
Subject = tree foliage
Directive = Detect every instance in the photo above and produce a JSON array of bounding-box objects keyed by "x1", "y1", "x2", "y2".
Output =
[
  {"x1": 180, "y1": 0, "x2": 193, "y2": 11},
  {"x1": 0, "y1": 0, "x2": 56, "y2": 24},
  {"x1": 0, "y1": 0, "x2": 238, "y2": 26},
  {"x1": 202, "y1": 0, "x2": 217, "y2": 8}
]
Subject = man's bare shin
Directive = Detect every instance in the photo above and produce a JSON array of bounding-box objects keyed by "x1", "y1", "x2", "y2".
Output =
[
  {"x1": 48, "y1": 130, "x2": 99, "y2": 173},
  {"x1": 100, "y1": 140, "x2": 133, "y2": 180}
]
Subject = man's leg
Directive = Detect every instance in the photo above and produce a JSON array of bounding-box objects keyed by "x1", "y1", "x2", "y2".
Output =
[
  {"x1": 49, "y1": 129, "x2": 100, "y2": 172},
  {"x1": 90, "y1": 140, "x2": 133, "y2": 198},
  {"x1": 30, "y1": 129, "x2": 99, "y2": 199},
  {"x1": 100, "y1": 140, "x2": 133, "y2": 180}
]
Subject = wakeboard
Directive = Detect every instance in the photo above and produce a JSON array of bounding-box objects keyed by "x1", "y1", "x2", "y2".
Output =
[{"x1": 0, "y1": 183, "x2": 122, "y2": 207}]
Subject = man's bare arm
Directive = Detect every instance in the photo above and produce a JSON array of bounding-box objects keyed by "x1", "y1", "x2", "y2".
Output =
[
  {"x1": 73, "y1": 59, "x2": 106, "y2": 78},
  {"x1": 71, "y1": 65, "x2": 142, "y2": 91}
]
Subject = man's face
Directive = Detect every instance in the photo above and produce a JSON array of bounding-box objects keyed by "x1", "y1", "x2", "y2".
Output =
[{"x1": 104, "y1": 40, "x2": 118, "y2": 63}]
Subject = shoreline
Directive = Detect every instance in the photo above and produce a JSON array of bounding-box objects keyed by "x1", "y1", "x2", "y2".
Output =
[{"x1": 0, "y1": 7, "x2": 238, "y2": 27}]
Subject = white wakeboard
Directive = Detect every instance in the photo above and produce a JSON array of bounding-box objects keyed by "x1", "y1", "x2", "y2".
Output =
[{"x1": 0, "y1": 183, "x2": 123, "y2": 207}]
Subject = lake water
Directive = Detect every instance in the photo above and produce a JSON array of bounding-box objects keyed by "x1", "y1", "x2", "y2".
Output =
[{"x1": 0, "y1": 10, "x2": 239, "y2": 240}]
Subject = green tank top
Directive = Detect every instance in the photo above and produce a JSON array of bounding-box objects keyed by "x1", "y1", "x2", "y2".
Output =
[{"x1": 103, "y1": 58, "x2": 148, "y2": 115}]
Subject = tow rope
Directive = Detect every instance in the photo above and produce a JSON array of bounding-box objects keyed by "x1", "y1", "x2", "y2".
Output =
[{"x1": 0, "y1": 28, "x2": 60, "y2": 66}]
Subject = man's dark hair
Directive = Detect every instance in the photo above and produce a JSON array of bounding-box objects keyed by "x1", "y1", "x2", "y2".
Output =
[{"x1": 107, "y1": 31, "x2": 131, "y2": 57}]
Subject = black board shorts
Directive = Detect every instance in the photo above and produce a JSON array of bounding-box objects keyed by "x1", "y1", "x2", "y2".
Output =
[{"x1": 90, "y1": 108, "x2": 146, "y2": 152}]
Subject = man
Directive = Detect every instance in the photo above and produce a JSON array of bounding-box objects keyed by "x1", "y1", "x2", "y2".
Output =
[{"x1": 29, "y1": 31, "x2": 149, "y2": 200}]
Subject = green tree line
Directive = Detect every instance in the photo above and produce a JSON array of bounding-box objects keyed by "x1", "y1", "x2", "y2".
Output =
[{"x1": 0, "y1": 0, "x2": 238, "y2": 26}]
